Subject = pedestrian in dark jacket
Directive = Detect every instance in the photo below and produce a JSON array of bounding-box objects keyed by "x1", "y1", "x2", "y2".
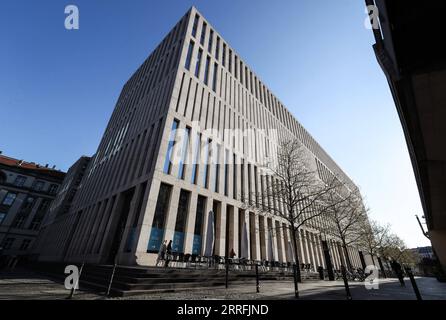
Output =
[
  {"x1": 165, "y1": 240, "x2": 173, "y2": 267},
  {"x1": 391, "y1": 260, "x2": 405, "y2": 286}
]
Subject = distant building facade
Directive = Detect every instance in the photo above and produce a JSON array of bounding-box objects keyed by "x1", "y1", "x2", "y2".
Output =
[
  {"x1": 36, "y1": 7, "x2": 368, "y2": 271},
  {"x1": 33, "y1": 156, "x2": 91, "y2": 261},
  {"x1": 410, "y1": 246, "x2": 434, "y2": 260},
  {"x1": 0, "y1": 154, "x2": 65, "y2": 258}
]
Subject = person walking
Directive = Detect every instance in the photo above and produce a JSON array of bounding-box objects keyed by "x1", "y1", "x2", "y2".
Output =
[
  {"x1": 391, "y1": 260, "x2": 405, "y2": 287},
  {"x1": 156, "y1": 240, "x2": 167, "y2": 267},
  {"x1": 229, "y1": 248, "x2": 236, "y2": 259},
  {"x1": 165, "y1": 240, "x2": 173, "y2": 268}
]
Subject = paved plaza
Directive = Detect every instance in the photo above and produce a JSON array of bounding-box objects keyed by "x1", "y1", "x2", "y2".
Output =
[{"x1": 1, "y1": 269, "x2": 445, "y2": 300}]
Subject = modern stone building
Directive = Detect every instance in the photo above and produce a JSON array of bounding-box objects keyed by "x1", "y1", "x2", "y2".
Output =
[
  {"x1": 0, "y1": 154, "x2": 65, "y2": 259},
  {"x1": 36, "y1": 7, "x2": 368, "y2": 271},
  {"x1": 33, "y1": 156, "x2": 91, "y2": 261}
]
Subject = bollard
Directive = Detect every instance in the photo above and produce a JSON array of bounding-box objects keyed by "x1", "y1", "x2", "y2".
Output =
[
  {"x1": 341, "y1": 265, "x2": 352, "y2": 300},
  {"x1": 293, "y1": 264, "x2": 299, "y2": 298},
  {"x1": 225, "y1": 258, "x2": 229, "y2": 289},
  {"x1": 255, "y1": 264, "x2": 260, "y2": 293},
  {"x1": 106, "y1": 263, "x2": 118, "y2": 297},
  {"x1": 405, "y1": 268, "x2": 422, "y2": 300}
]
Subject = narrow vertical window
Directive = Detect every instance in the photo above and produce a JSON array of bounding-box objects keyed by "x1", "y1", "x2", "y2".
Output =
[
  {"x1": 247, "y1": 163, "x2": 252, "y2": 204},
  {"x1": 208, "y1": 30, "x2": 214, "y2": 53},
  {"x1": 233, "y1": 153, "x2": 237, "y2": 200},
  {"x1": 240, "y1": 62, "x2": 244, "y2": 85},
  {"x1": 224, "y1": 149, "x2": 229, "y2": 196},
  {"x1": 163, "y1": 119, "x2": 179, "y2": 174},
  {"x1": 192, "y1": 195, "x2": 206, "y2": 254},
  {"x1": 204, "y1": 56, "x2": 211, "y2": 85},
  {"x1": 147, "y1": 183, "x2": 172, "y2": 252},
  {"x1": 212, "y1": 63, "x2": 218, "y2": 92},
  {"x1": 215, "y1": 36, "x2": 220, "y2": 60},
  {"x1": 178, "y1": 126, "x2": 191, "y2": 180},
  {"x1": 250, "y1": 71, "x2": 254, "y2": 95},
  {"x1": 241, "y1": 158, "x2": 245, "y2": 201},
  {"x1": 213, "y1": 144, "x2": 221, "y2": 193},
  {"x1": 229, "y1": 50, "x2": 233, "y2": 74},
  {"x1": 195, "y1": 49, "x2": 203, "y2": 78},
  {"x1": 173, "y1": 189, "x2": 190, "y2": 253},
  {"x1": 200, "y1": 22, "x2": 207, "y2": 45},
  {"x1": 254, "y1": 166, "x2": 259, "y2": 207},
  {"x1": 235, "y1": 56, "x2": 238, "y2": 79},
  {"x1": 191, "y1": 133, "x2": 201, "y2": 184},
  {"x1": 222, "y1": 43, "x2": 227, "y2": 67},
  {"x1": 191, "y1": 14, "x2": 199, "y2": 38},
  {"x1": 203, "y1": 138, "x2": 212, "y2": 188},
  {"x1": 185, "y1": 41, "x2": 194, "y2": 71}
]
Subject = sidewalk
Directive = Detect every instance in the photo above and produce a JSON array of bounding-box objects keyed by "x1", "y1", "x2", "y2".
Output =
[
  {"x1": 115, "y1": 277, "x2": 446, "y2": 300},
  {"x1": 1, "y1": 269, "x2": 445, "y2": 300}
]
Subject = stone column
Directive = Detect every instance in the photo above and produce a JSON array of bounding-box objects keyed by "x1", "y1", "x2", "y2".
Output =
[{"x1": 183, "y1": 191, "x2": 198, "y2": 254}]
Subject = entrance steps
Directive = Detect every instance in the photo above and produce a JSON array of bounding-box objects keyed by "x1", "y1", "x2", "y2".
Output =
[{"x1": 26, "y1": 262, "x2": 321, "y2": 297}]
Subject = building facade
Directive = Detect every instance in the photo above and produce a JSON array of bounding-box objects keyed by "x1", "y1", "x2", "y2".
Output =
[
  {"x1": 0, "y1": 154, "x2": 65, "y2": 259},
  {"x1": 33, "y1": 156, "x2": 91, "y2": 261},
  {"x1": 366, "y1": 0, "x2": 446, "y2": 272},
  {"x1": 37, "y1": 7, "x2": 368, "y2": 271}
]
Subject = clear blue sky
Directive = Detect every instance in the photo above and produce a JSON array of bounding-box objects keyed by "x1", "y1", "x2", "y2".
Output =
[{"x1": 1, "y1": 0, "x2": 429, "y2": 248}]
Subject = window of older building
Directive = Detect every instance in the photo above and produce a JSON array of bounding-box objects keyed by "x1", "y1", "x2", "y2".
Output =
[
  {"x1": 20, "y1": 239, "x2": 31, "y2": 251},
  {"x1": 29, "y1": 216, "x2": 42, "y2": 230},
  {"x1": 32, "y1": 180, "x2": 44, "y2": 191},
  {"x1": 2, "y1": 192, "x2": 16, "y2": 206},
  {"x1": 48, "y1": 184, "x2": 58, "y2": 195},
  {"x1": 13, "y1": 215, "x2": 26, "y2": 229},
  {"x1": 13, "y1": 175, "x2": 26, "y2": 187},
  {"x1": 3, "y1": 238, "x2": 14, "y2": 250},
  {"x1": 0, "y1": 212, "x2": 6, "y2": 225}
]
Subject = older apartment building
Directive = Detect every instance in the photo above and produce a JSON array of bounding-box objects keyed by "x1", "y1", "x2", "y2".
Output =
[
  {"x1": 0, "y1": 154, "x2": 65, "y2": 258},
  {"x1": 36, "y1": 7, "x2": 368, "y2": 271}
]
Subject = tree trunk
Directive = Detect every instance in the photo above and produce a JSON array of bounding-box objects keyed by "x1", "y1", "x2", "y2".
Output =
[
  {"x1": 291, "y1": 227, "x2": 302, "y2": 283},
  {"x1": 341, "y1": 240, "x2": 353, "y2": 271},
  {"x1": 371, "y1": 253, "x2": 376, "y2": 266}
]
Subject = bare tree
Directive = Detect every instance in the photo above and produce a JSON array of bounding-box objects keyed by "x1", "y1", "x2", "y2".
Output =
[
  {"x1": 379, "y1": 233, "x2": 418, "y2": 266},
  {"x1": 359, "y1": 218, "x2": 391, "y2": 266},
  {"x1": 325, "y1": 186, "x2": 368, "y2": 271},
  {"x1": 242, "y1": 139, "x2": 346, "y2": 287}
]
